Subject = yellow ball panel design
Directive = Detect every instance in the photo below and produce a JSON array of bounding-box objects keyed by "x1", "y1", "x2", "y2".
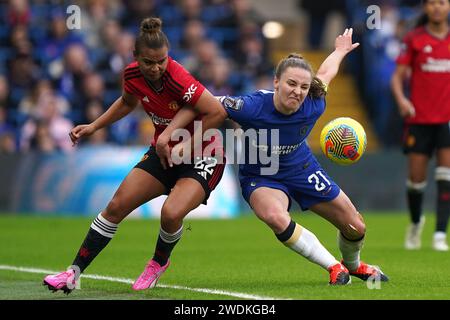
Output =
[{"x1": 320, "y1": 117, "x2": 367, "y2": 165}]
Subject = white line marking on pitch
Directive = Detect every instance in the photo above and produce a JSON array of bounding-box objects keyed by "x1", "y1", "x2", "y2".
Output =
[{"x1": 0, "y1": 265, "x2": 286, "y2": 300}]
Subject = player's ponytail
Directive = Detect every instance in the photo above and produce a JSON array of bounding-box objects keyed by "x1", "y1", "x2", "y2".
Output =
[
  {"x1": 135, "y1": 17, "x2": 170, "y2": 55},
  {"x1": 275, "y1": 53, "x2": 326, "y2": 98},
  {"x1": 310, "y1": 77, "x2": 326, "y2": 98},
  {"x1": 287, "y1": 53, "x2": 303, "y2": 60},
  {"x1": 141, "y1": 17, "x2": 162, "y2": 33}
]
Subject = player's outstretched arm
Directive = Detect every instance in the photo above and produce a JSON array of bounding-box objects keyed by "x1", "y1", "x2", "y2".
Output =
[
  {"x1": 315, "y1": 28, "x2": 359, "y2": 87},
  {"x1": 69, "y1": 91, "x2": 139, "y2": 145}
]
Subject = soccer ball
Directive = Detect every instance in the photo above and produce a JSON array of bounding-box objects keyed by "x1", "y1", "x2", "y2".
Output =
[{"x1": 320, "y1": 117, "x2": 367, "y2": 165}]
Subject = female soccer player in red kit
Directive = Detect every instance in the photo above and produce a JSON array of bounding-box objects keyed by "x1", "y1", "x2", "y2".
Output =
[
  {"x1": 391, "y1": 0, "x2": 450, "y2": 251},
  {"x1": 43, "y1": 17, "x2": 226, "y2": 293}
]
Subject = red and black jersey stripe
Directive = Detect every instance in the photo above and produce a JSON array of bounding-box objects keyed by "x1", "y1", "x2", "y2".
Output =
[
  {"x1": 124, "y1": 67, "x2": 142, "y2": 81},
  {"x1": 124, "y1": 66, "x2": 139, "y2": 74},
  {"x1": 208, "y1": 160, "x2": 226, "y2": 190},
  {"x1": 163, "y1": 78, "x2": 182, "y2": 96},
  {"x1": 164, "y1": 72, "x2": 183, "y2": 93},
  {"x1": 124, "y1": 81, "x2": 141, "y2": 96}
]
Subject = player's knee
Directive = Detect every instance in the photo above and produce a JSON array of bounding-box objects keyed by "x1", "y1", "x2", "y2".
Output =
[
  {"x1": 104, "y1": 198, "x2": 127, "y2": 224},
  {"x1": 341, "y1": 212, "x2": 366, "y2": 240},
  {"x1": 256, "y1": 206, "x2": 287, "y2": 231},
  {"x1": 161, "y1": 202, "x2": 186, "y2": 224}
]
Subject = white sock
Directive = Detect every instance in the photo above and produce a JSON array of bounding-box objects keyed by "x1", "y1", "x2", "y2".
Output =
[
  {"x1": 338, "y1": 231, "x2": 364, "y2": 272},
  {"x1": 90, "y1": 212, "x2": 118, "y2": 238},
  {"x1": 283, "y1": 223, "x2": 338, "y2": 270},
  {"x1": 160, "y1": 225, "x2": 184, "y2": 243},
  {"x1": 434, "y1": 231, "x2": 447, "y2": 241}
]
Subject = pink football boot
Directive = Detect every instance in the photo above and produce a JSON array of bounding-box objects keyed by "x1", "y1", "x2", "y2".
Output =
[
  {"x1": 43, "y1": 269, "x2": 78, "y2": 294},
  {"x1": 132, "y1": 259, "x2": 170, "y2": 290}
]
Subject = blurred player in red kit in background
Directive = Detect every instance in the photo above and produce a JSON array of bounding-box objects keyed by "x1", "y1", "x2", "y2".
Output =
[{"x1": 391, "y1": 0, "x2": 450, "y2": 251}]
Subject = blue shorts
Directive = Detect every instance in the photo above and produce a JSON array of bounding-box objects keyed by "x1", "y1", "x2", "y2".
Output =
[{"x1": 239, "y1": 159, "x2": 341, "y2": 211}]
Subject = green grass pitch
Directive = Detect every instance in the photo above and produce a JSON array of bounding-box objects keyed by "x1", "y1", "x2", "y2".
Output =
[{"x1": 0, "y1": 212, "x2": 449, "y2": 300}]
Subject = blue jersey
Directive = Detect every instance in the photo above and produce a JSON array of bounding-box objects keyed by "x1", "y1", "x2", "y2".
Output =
[
  {"x1": 221, "y1": 90, "x2": 326, "y2": 177},
  {"x1": 220, "y1": 90, "x2": 340, "y2": 211}
]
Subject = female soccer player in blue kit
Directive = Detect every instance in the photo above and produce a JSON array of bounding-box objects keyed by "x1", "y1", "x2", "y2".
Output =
[{"x1": 158, "y1": 28, "x2": 389, "y2": 285}]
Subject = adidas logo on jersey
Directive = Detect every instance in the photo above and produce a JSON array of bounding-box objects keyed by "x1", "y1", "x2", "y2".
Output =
[{"x1": 423, "y1": 45, "x2": 432, "y2": 53}]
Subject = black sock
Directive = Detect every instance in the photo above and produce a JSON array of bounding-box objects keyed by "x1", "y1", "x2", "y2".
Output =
[
  {"x1": 275, "y1": 219, "x2": 296, "y2": 242},
  {"x1": 339, "y1": 231, "x2": 365, "y2": 242},
  {"x1": 72, "y1": 214, "x2": 118, "y2": 273},
  {"x1": 152, "y1": 226, "x2": 183, "y2": 266},
  {"x1": 407, "y1": 189, "x2": 424, "y2": 224},
  {"x1": 436, "y1": 180, "x2": 450, "y2": 232}
]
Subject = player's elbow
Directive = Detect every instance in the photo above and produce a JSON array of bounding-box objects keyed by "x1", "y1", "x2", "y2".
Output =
[
  {"x1": 215, "y1": 105, "x2": 228, "y2": 123},
  {"x1": 196, "y1": 92, "x2": 227, "y2": 126},
  {"x1": 315, "y1": 72, "x2": 333, "y2": 88},
  {"x1": 203, "y1": 103, "x2": 227, "y2": 127}
]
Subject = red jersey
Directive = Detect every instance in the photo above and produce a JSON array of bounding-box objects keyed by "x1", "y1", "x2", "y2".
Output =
[
  {"x1": 123, "y1": 57, "x2": 208, "y2": 147},
  {"x1": 396, "y1": 26, "x2": 450, "y2": 124}
]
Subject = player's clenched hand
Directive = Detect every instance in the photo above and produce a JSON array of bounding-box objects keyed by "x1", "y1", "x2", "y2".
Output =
[
  {"x1": 171, "y1": 142, "x2": 186, "y2": 162},
  {"x1": 335, "y1": 28, "x2": 360, "y2": 54},
  {"x1": 69, "y1": 124, "x2": 96, "y2": 146},
  {"x1": 156, "y1": 133, "x2": 173, "y2": 169},
  {"x1": 398, "y1": 97, "x2": 416, "y2": 118}
]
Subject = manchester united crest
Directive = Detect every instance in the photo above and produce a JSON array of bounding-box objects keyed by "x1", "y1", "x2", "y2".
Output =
[
  {"x1": 406, "y1": 134, "x2": 416, "y2": 147},
  {"x1": 168, "y1": 101, "x2": 180, "y2": 111}
]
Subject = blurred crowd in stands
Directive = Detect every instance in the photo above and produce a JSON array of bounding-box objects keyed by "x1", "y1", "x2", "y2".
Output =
[
  {"x1": 299, "y1": 0, "x2": 426, "y2": 148},
  {"x1": 0, "y1": 0, "x2": 273, "y2": 153},
  {"x1": 343, "y1": 0, "x2": 424, "y2": 148},
  {"x1": 0, "y1": 0, "x2": 432, "y2": 154}
]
